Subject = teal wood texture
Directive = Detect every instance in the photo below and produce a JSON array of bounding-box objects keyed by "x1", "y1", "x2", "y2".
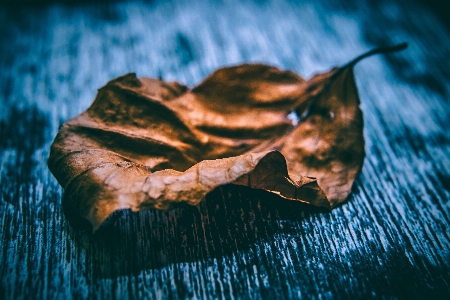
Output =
[{"x1": 1, "y1": 0, "x2": 449, "y2": 298}]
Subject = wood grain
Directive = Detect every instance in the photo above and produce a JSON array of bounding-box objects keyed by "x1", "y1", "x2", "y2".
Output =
[{"x1": 1, "y1": 0, "x2": 449, "y2": 299}]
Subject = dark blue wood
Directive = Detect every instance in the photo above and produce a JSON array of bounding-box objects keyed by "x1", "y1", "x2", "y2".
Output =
[{"x1": 1, "y1": 0, "x2": 449, "y2": 299}]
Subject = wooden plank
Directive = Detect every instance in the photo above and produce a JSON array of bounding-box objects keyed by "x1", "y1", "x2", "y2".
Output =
[{"x1": 1, "y1": 0, "x2": 449, "y2": 298}]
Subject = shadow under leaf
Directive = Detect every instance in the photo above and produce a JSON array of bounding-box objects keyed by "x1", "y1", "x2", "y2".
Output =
[{"x1": 74, "y1": 185, "x2": 327, "y2": 278}]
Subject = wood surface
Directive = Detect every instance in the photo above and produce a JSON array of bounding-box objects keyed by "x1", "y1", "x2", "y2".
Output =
[{"x1": 1, "y1": 0, "x2": 449, "y2": 299}]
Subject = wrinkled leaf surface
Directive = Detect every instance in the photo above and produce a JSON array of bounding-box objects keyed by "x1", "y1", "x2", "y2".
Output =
[{"x1": 49, "y1": 60, "x2": 367, "y2": 230}]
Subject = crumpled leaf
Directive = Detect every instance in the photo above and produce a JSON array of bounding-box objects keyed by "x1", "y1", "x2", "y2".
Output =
[{"x1": 48, "y1": 43, "x2": 407, "y2": 230}]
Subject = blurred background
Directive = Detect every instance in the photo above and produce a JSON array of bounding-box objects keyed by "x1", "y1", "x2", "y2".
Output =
[{"x1": 1, "y1": 0, "x2": 449, "y2": 299}]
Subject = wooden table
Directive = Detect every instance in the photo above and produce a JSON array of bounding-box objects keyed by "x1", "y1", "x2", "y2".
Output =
[{"x1": 1, "y1": 0, "x2": 449, "y2": 298}]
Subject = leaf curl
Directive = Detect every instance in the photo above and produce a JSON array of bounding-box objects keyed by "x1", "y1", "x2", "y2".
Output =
[{"x1": 48, "y1": 44, "x2": 407, "y2": 230}]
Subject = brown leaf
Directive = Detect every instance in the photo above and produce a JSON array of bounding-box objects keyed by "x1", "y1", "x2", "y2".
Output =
[{"x1": 48, "y1": 44, "x2": 407, "y2": 230}]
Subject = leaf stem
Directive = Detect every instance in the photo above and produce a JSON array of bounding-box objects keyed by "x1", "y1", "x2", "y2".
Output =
[
  {"x1": 294, "y1": 42, "x2": 408, "y2": 123},
  {"x1": 343, "y1": 42, "x2": 408, "y2": 69}
]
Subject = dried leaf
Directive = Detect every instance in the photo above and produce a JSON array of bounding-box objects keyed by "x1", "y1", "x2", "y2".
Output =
[{"x1": 48, "y1": 43, "x2": 407, "y2": 230}]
